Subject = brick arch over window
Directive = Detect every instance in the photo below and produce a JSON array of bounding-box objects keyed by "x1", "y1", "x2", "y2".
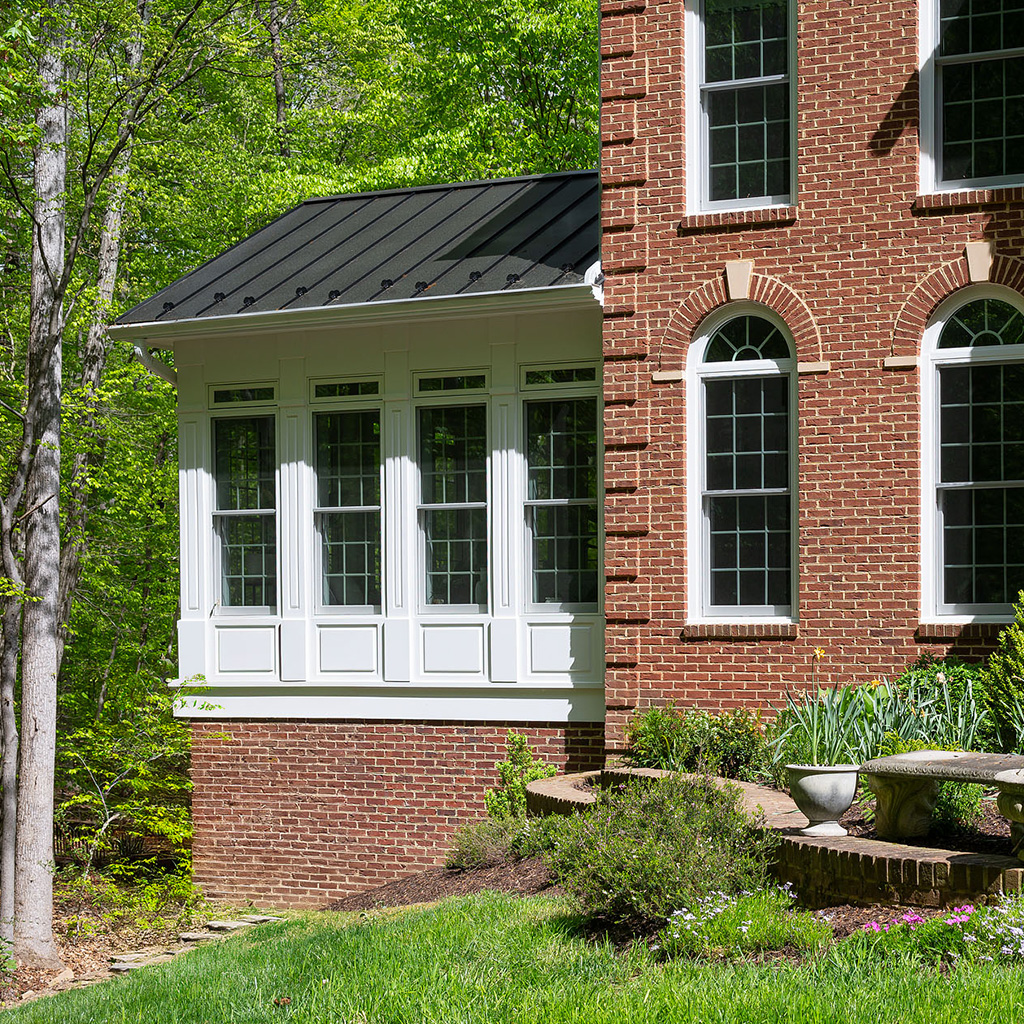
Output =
[
  {"x1": 891, "y1": 255, "x2": 1024, "y2": 358},
  {"x1": 655, "y1": 274, "x2": 822, "y2": 375}
]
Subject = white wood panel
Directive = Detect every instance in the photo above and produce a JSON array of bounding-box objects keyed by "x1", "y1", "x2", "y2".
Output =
[
  {"x1": 421, "y1": 624, "x2": 486, "y2": 675},
  {"x1": 318, "y1": 624, "x2": 379, "y2": 674},
  {"x1": 528, "y1": 623, "x2": 595, "y2": 675},
  {"x1": 215, "y1": 626, "x2": 277, "y2": 674}
]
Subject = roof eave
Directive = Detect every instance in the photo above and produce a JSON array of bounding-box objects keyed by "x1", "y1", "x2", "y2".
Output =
[{"x1": 110, "y1": 282, "x2": 601, "y2": 349}]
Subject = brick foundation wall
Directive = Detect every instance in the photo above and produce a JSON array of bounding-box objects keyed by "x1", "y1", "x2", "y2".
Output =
[
  {"x1": 190, "y1": 719, "x2": 605, "y2": 906},
  {"x1": 600, "y1": 0, "x2": 1024, "y2": 745}
]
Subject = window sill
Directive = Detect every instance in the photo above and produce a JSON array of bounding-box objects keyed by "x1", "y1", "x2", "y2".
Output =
[
  {"x1": 680, "y1": 622, "x2": 798, "y2": 640},
  {"x1": 915, "y1": 621, "x2": 1006, "y2": 641},
  {"x1": 677, "y1": 206, "x2": 798, "y2": 236},
  {"x1": 913, "y1": 187, "x2": 1024, "y2": 213}
]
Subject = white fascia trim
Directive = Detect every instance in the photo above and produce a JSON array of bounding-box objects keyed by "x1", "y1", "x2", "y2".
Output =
[
  {"x1": 109, "y1": 285, "x2": 601, "y2": 350},
  {"x1": 173, "y1": 689, "x2": 607, "y2": 722}
]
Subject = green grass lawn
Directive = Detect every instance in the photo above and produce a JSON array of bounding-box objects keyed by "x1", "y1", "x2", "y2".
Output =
[{"x1": 5, "y1": 892, "x2": 1024, "y2": 1024}]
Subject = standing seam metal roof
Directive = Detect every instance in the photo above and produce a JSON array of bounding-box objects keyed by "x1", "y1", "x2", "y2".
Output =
[{"x1": 117, "y1": 170, "x2": 600, "y2": 325}]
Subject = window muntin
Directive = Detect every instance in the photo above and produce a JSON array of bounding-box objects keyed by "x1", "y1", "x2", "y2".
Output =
[
  {"x1": 935, "y1": 0, "x2": 1024, "y2": 188},
  {"x1": 213, "y1": 416, "x2": 277, "y2": 608},
  {"x1": 700, "y1": 0, "x2": 791, "y2": 207},
  {"x1": 695, "y1": 314, "x2": 794, "y2": 617},
  {"x1": 314, "y1": 409, "x2": 382, "y2": 608},
  {"x1": 933, "y1": 296, "x2": 1024, "y2": 612},
  {"x1": 525, "y1": 399, "x2": 600, "y2": 607},
  {"x1": 418, "y1": 405, "x2": 489, "y2": 607}
]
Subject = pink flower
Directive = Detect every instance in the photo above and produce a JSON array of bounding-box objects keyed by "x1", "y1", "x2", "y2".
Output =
[{"x1": 863, "y1": 921, "x2": 882, "y2": 932}]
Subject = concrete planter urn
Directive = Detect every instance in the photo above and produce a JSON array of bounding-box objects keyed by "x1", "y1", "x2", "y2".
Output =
[{"x1": 786, "y1": 764, "x2": 860, "y2": 837}]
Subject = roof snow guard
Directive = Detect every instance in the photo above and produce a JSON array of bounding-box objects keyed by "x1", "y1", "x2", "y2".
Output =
[{"x1": 117, "y1": 170, "x2": 599, "y2": 326}]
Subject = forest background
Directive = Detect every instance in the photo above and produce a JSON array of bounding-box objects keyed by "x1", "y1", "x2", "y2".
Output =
[{"x1": 0, "y1": 0, "x2": 597, "y2": 962}]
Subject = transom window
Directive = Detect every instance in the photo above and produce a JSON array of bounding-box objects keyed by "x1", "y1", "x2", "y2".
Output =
[
  {"x1": 931, "y1": 295, "x2": 1024, "y2": 613},
  {"x1": 697, "y1": 0, "x2": 791, "y2": 208},
  {"x1": 934, "y1": 0, "x2": 1024, "y2": 188},
  {"x1": 691, "y1": 312, "x2": 795, "y2": 617},
  {"x1": 212, "y1": 416, "x2": 277, "y2": 608}
]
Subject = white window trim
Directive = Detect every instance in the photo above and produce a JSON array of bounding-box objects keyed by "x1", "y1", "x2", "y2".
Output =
[
  {"x1": 686, "y1": 303, "x2": 798, "y2": 622},
  {"x1": 919, "y1": 1, "x2": 1024, "y2": 194},
  {"x1": 921, "y1": 285, "x2": 1024, "y2": 621},
  {"x1": 685, "y1": 0, "x2": 797, "y2": 214}
]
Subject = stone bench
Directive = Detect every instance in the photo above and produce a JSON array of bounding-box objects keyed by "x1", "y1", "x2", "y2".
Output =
[{"x1": 861, "y1": 750, "x2": 1024, "y2": 859}]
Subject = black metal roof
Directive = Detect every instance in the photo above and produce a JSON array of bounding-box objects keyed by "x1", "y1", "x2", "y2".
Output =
[{"x1": 117, "y1": 170, "x2": 599, "y2": 325}]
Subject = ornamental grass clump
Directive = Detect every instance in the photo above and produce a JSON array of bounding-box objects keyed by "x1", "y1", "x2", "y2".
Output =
[{"x1": 546, "y1": 775, "x2": 777, "y2": 930}]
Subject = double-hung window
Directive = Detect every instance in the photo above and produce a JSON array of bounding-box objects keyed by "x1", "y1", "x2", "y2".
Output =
[
  {"x1": 212, "y1": 415, "x2": 277, "y2": 609},
  {"x1": 525, "y1": 396, "x2": 600, "y2": 608},
  {"x1": 929, "y1": 294, "x2": 1024, "y2": 615},
  {"x1": 697, "y1": 0, "x2": 792, "y2": 208},
  {"x1": 418, "y1": 403, "x2": 489, "y2": 608},
  {"x1": 692, "y1": 313, "x2": 795, "y2": 618},
  {"x1": 932, "y1": 0, "x2": 1024, "y2": 190},
  {"x1": 314, "y1": 408, "x2": 382, "y2": 609}
]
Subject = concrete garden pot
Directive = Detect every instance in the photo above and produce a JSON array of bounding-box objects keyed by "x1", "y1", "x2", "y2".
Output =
[{"x1": 786, "y1": 764, "x2": 860, "y2": 837}]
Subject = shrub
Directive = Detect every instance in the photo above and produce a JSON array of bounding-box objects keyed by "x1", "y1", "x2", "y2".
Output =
[
  {"x1": 445, "y1": 815, "x2": 569, "y2": 869},
  {"x1": 980, "y1": 592, "x2": 1024, "y2": 751},
  {"x1": 484, "y1": 732, "x2": 557, "y2": 820},
  {"x1": 627, "y1": 705, "x2": 769, "y2": 780},
  {"x1": 547, "y1": 775, "x2": 777, "y2": 929}
]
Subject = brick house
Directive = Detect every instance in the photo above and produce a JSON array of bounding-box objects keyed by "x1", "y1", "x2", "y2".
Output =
[{"x1": 112, "y1": 0, "x2": 1024, "y2": 903}]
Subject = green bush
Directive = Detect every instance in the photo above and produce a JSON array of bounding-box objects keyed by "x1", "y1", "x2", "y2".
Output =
[
  {"x1": 626, "y1": 705, "x2": 769, "y2": 780},
  {"x1": 446, "y1": 815, "x2": 568, "y2": 870},
  {"x1": 980, "y1": 592, "x2": 1024, "y2": 751},
  {"x1": 547, "y1": 775, "x2": 777, "y2": 929},
  {"x1": 484, "y1": 732, "x2": 557, "y2": 820}
]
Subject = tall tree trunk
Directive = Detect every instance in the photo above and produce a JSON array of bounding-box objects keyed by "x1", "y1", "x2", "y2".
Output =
[
  {"x1": 261, "y1": 0, "x2": 290, "y2": 157},
  {"x1": 0, "y1": 599, "x2": 20, "y2": 945},
  {"x1": 13, "y1": 7, "x2": 67, "y2": 969}
]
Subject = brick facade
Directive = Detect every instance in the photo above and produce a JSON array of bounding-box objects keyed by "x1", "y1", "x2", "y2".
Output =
[
  {"x1": 600, "y1": 0, "x2": 1024, "y2": 746},
  {"x1": 190, "y1": 721, "x2": 604, "y2": 905}
]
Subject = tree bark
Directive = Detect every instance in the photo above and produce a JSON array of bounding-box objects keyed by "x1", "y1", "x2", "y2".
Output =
[
  {"x1": 13, "y1": 7, "x2": 67, "y2": 969},
  {"x1": 0, "y1": 599, "x2": 20, "y2": 945}
]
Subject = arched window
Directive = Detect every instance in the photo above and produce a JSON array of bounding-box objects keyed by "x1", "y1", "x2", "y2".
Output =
[
  {"x1": 688, "y1": 310, "x2": 796, "y2": 619},
  {"x1": 925, "y1": 291, "x2": 1024, "y2": 616}
]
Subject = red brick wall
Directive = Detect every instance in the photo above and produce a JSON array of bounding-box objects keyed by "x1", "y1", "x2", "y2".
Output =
[
  {"x1": 190, "y1": 720, "x2": 604, "y2": 906},
  {"x1": 600, "y1": 0, "x2": 1024, "y2": 745}
]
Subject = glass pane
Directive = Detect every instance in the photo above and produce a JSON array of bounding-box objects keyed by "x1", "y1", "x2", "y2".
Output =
[
  {"x1": 941, "y1": 56, "x2": 1024, "y2": 182},
  {"x1": 315, "y1": 410, "x2": 381, "y2": 508},
  {"x1": 217, "y1": 513, "x2": 276, "y2": 607},
  {"x1": 707, "y1": 494, "x2": 790, "y2": 607},
  {"x1": 214, "y1": 417, "x2": 275, "y2": 510},
  {"x1": 941, "y1": 485, "x2": 1024, "y2": 604},
  {"x1": 706, "y1": 83, "x2": 790, "y2": 202},
  {"x1": 940, "y1": 0, "x2": 1024, "y2": 57},
  {"x1": 939, "y1": 363, "x2": 1024, "y2": 484},
  {"x1": 938, "y1": 298, "x2": 1024, "y2": 349},
  {"x1": 705, "y1": 315, "x2": 792, "y2": 362},
  {"x1": 321, "y1": 511, "x2": 381, "y2": 606},
  {"x1": 424, "y1": 507, "x2": 488, "y2": 605},
  {"x1": 419, "y1": 406, "x2": 488, "y2": 504},
  {"x1": 703, "y1": 375, "x2": 789, "y2": 490},
  {"x1": 526, "y1": 399, "x2": 599, "y2": 501},
  {"x1": 704, "y1": 0, "x2": 789, "y2": 83},
  {"x1": 531, "y1": 505, "x2": 599, "y2": 605}
]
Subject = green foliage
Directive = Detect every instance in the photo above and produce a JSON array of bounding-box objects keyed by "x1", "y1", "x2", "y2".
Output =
[
  {"x1": 446, "y1": 814, "x2": 568, "y2": 870},
  {"x1": 655, "y1": 885, "x2": 831, "y2": 960},
  {"x1": 980, "y1": 592, "x2": 1024, "y2": 750},
  {"x1": 773, "y1": 684, "x2": 862, "y2": 766},
  {"x1": 547, "y1": 776, "x2": 777, "y2": 929},
  {"x1": 626, "y1": 705, "x2": 769, "y2": 780},
  {"x1": 483, "y1": 732, "x2": 557, "y2": 820}
]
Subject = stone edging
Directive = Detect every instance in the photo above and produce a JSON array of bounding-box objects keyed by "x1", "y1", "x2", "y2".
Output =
[{"x1": 525, "y1": 767, "x2": 1024, "y2": 908}]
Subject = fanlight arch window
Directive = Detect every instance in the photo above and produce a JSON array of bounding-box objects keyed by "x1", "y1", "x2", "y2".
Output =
[
  {"x1": 929, "y1": 294, "x2": 1024, "y2": 615},
  {"x1": 691, "y1": 311, "x2": 796, "y2": 618}
]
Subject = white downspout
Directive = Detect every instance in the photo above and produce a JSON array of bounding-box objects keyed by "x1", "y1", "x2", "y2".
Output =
[{"x1": 134, "y1": 343, "x2": 178, "y2": 386}]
